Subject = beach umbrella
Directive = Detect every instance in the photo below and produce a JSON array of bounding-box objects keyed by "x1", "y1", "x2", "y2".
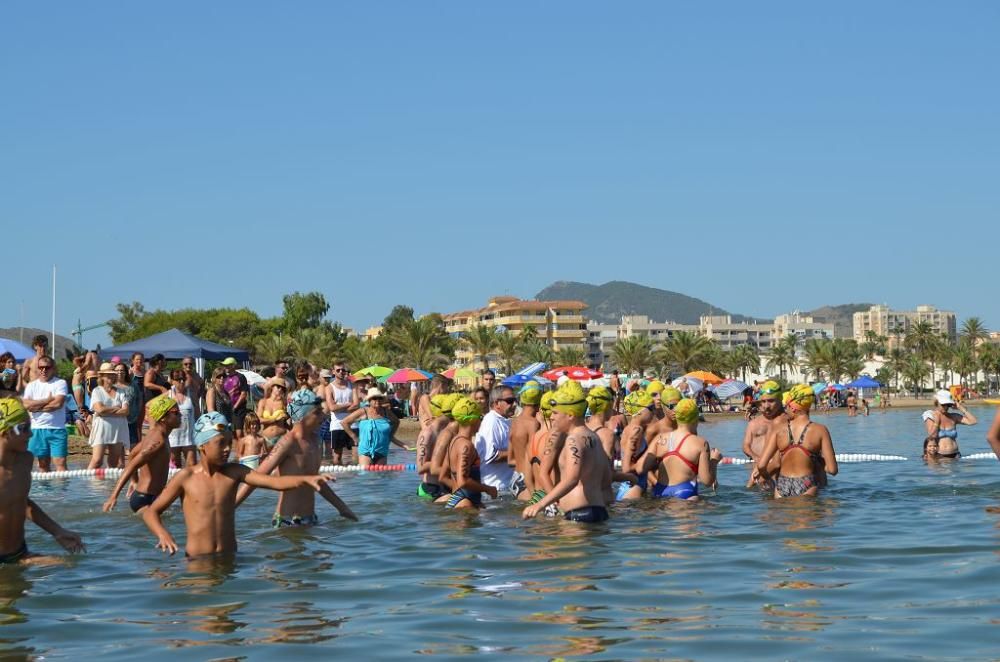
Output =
[
  {"x1": 713, "y1": 379, "x2": 750, "y2": 400},
  {"x1": 354, "y1": 365, "x2": 394, "y2": 379},
  {"x1": 846, "y1": 376, "x2": 881, "y2": 389},
  {"x1": 542, "y1": 366, "x2": 604, "y2": 381},
  {"x1": 672, "y1": 376, "x2": 704, "y2": 395},
  {"x1": 386, "y1": 368, "x2": 433, "y2": 384},
  {"x1": 442, "y1": 367, "x2": 477, "y2": 380},
  {"x1": 825, "y1": 384, "x2": 846, "y2": 392},
  {"x1": 237, "y1": 369, "x2": 266, "y2": 387},
  {"x1": 0, "y1": 337, "x2": 33, "y2": 362},
  {"x1": 811, "y1": 382, "x2": 828, "y2": 395},
  {"x1": 502, "y1": 374, "x2": 553, "y2": 388},
  {"x1": 685, "y1": 370, "x2": 725, "y2": 385}
]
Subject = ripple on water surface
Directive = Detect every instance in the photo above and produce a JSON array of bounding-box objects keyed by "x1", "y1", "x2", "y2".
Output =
[{"x1": 4, "y1": 408, "x2": 1000, "y2": 659}]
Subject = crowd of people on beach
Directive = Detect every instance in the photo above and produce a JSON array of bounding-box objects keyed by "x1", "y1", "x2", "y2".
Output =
[{"x1": 3, "y1": 332, "x2": 1000, "y2": 565}]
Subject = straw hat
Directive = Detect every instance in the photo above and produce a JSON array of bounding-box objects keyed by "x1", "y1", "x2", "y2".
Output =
[
  {"x1": 366, "y1": 387, "x2": 387, "y2": 400},
  {"x1": 98, "y1": 362, "x2": 117, "y2": 375}
]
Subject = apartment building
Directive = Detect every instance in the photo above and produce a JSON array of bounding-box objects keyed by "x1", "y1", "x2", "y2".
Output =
[
  {"x1": 442, "y1": 296, "x2": 588, "y2": 368},
  {"x1": 852, "y1": 304, "x2": 957, "y2": 346}
]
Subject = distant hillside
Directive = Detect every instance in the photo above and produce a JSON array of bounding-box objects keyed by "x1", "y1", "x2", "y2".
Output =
[
  {"x1": 803, "y1": 304, "x2": 872, "y2": 338},
  {"x1": 0, "y1": 327, "x2": 79, "y2": 360},
  {"x1": 535, "y1": 281, "x2": 760, "y2": 325}
]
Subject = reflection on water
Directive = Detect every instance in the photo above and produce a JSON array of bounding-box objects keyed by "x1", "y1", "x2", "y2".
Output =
[{"x1": 5, "y1": 408, "x2": 1000, "y2": 659}]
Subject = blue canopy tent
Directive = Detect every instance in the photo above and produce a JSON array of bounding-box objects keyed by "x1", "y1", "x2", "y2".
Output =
[
  {"x1": 98, "y1": 328, "x2": 251, "y2": 376},
  {"x1": 0, "y1": 337, "x2": 34, "y2": 362},
  {"x1": 846, "y1": 375, "x2": 882, "y2": 401}
]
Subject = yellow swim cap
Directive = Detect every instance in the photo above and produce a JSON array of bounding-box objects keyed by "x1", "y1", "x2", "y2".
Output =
[
  {"x1": 451, "y1": 397, "x2": 483, "y2": 424},
  {"x1": 430, "y1": 393, "x2": 457, "y2": 417},
  {"x1": 550, "y1": 382, "x2": 587, "y2": 417},
  {"x1": 519, "y1": 380, "x2": 542, "y2": 406},
  {"x1": 586, "y1": 386, "x2": 613, "y2": 413},
  {"x1": 539, "y1": 390, "x2": 555, "y2": 418},
  {"x1": 0, "y1": 398, "x2": 29, "y2": 434},
  {"x1": 783, "y1": 384, "x2": 815, "y2": 410},
  {"x1": 624, "y1": 389, "x2": 654, "y2": 416},
  {"x1": 674, "y1": 398, "x2": 700, "y2": 425},
  {"x1": 146, "y1": 394, "x2": 179, "y2": 422},
  {"x1": 759, "y1": 380, "x2": 781, "y2": 400},
  {"x1": 646, "y1": 380, "x2": 665, "y2": 395},
  {"x1": 661, "y1": 386, "x2": 682, "y2": 404}
]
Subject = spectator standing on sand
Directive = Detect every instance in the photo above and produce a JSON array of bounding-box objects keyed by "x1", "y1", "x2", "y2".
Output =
[
  {"x1": 21, "y1": 356, "x2": 69, "y2": 472},
  {"x1": 87, "y1": 363, "x2": 129, "y2": 469}
]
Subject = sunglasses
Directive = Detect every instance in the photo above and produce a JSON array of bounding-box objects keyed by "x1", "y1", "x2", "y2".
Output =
[
  {"x1": 497, "y1": 397, "x2": 517, "y2": 405},
  {"x1": 38, "y1": 365, "x2": 54, "y2": 371},
  {"x1": 334, "y1": 368, "x2": 347, "y2": 373},
  {"x1": 183, "y1": 363, "x2": 193, "y2": 367}
]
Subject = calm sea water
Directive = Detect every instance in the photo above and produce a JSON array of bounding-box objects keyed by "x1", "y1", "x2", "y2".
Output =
[{"x1": 4, "y1": 407, "x2": 999, "y2": 660}]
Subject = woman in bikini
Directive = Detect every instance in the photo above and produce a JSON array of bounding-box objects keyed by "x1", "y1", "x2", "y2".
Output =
[
  {"x1": 256, "y1": 378, "x2": 290, "y2": 450},
  {"x1": 642, "y1": 398, "x2": 722, "y2": 500},
  {"x1": 922, "y1": 389, "x2": 977, "y2": 459},
  {"x1": 757, "y1": 384, "x2": 838, "y2": 498}
]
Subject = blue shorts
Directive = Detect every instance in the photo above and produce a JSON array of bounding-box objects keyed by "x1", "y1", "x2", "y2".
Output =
[{"x1": 28, "y1": 428, "x2": 68, "y2": 459}]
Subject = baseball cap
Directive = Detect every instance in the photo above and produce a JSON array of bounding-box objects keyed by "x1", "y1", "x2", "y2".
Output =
[{"x1": 221, "y1": 357, "x2": 237, "y2": 366}]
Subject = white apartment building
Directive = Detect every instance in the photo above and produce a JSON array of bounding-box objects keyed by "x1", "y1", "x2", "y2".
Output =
[{"x1": 852, "y1": 304, "x2": 957, "y2": 346}]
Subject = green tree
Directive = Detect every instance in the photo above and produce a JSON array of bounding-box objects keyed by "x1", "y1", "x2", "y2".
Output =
[
  {"x1": 521, "y1": 340, "x2": 554, "y2": 365},
  {"x1": 281, "y1": 292, "x2": 330, "y2": 332},
  {"x1": 656, "y1": 331, "x2": 715, "y2": 374},
  {"x1": 494, "y1": 331, "x2": 524, "y2": 375},
  {"x1": 341, "y1": 336, "x2": 388, "y2": 370},
  {"x1": 108, "y1": 301, "x2": 147, "y2": 343},
  {"x1": 462, "y1": 324, "x2": 501, "y2": 371},
  {"x1": 384, "y1": 314, "x2": 454, "y2": 372},
  {"x1": 253, "y1": 334, "x2": 292, "y2": 365},
  {"x1": 518, "y1": 324, "x2": 539, "y2": 344},
  {"x1": 883, "y1": 347, "x2": 908, "y2": 393},
  {"x1": 961, "y1": 317, "x2": 989, "y2": 365},
  {"x1": 382, "y1": 305, "x2": 416, "y2": 333},
  {"x1": 555, "y1": 346, "x2": 587, "y2": 367},
  {"x1": 902, "y1": 355, "x2": 929, "y2": 396},
  {"x1": 764, "y1": 335, "x2": 798, "y2": 382},
  {"x1": 611, "y1": 336, "x2": 654, "y2": 376},
  {"x1": 860, "y1": 330, "x2": 887, "y2": 360},
  {"x1": 290, "y1": 328, "x2": 337, "y2": 367},
  {"x1": 730, "y1": 344, "x2": 761, "y2": 383},
  {"x1": 979, "y1": 343, "x2": 1000, "y2": 394}
]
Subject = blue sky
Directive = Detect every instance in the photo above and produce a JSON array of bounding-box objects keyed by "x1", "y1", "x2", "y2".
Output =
[{"x1": 3, "y1": 2, "x2": 998, "y2": 348}]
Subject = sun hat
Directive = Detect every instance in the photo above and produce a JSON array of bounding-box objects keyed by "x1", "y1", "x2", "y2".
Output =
[
  {"x1": 98, "y1": 362, "x2": 116, "y2": 374},
  {"x1": 320, "y1": 368, "x2": 332, "y2": 379},
  {"x1": 221, "y1": 357, "x2": 237, "y2": 366},
  {"x1": 935, "y1": 389, "x2": 955, "y2": 405},
  {"x1": 366, "y1": 387, "x2": 387, "y2": 400}
]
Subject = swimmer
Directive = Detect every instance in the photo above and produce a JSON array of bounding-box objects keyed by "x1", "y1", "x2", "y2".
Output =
[
  {"x1": 741, "y1": 380, "x2": 784, "y2": 488},
  {"x1": 585, "y1": 386, "x2": 616, "y2": 461},
  {"x1": 523, "y1": 384, "x2": 612, "y2": 522},
  {"x1": 508, "y1": 381, "x2": 542, "y2": 501},
  {"x1": 641, "y1": 398, "x2": 722, "y2": 500},
  {"x1": 757, "y1": 384, "x2": 838, "y2": 498},
  {"x1": 430, "y1": 397, "x2": 460, "y2": 490},
  {"x1": 237, "y1": 412, "x2": 268, "y2": 469},
  {"x1": 103, "y1": 394, "x2": 180, "y2": 513},
  {"x1": 922, "y1": 389, "x2": 977, "y2": 459},
  {"x1": 616, "y1": 390, "x2": 656, "y2": 500},
  {"x1": 417, "y1": 374, "x2": 452, "y2": 429},
  {"x1": 416, "y1": 393, "x2": 458, "y2": 500},
  {"x1": 987, "y1": 406, "x2": 1000, "y2": 460},
  {"x1": 142, "y1": 412, "x2": 335, "y2": 557},
  {"x1": 236, "y1": 390, "x2": 357, "y2": 526},
  {"x1": 525, "y1": 390, "x2": 560, "y2": 509},
  {"x1": 437, "y1": 397, "x2": 498, "y2": 509},
  {"x1": 846, "y1": 390, "x2": 857, "y2": 417},
  {"x1": 922, "y1": 437, "x2": 939, "y2": 462},
  {"x1": 0, "y1": 398, "x2": 84, "y2": 563}
]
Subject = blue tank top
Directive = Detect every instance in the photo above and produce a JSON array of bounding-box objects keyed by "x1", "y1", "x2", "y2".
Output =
[{"x1": 358, "y1": 415, "x2": 392, "y2": 459}]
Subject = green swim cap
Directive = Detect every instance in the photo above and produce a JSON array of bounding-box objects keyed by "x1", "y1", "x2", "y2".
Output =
[
  {"x1": 586, "y1": 386, "x2": 613, "y2": 413},
  {"x1": 539, "y1": 390, "x2": 555, "y2": 418},
  {"x1": 550, "y1": 382, "x2": 587, "y2": 417},
  {"x1": 519, "y1": 380, "x2": 542, "y2": 406},
  {"x1": 661, "y1": 386, "x2": 682, "y2": 404},
  {"x1": 624, "y1": 389, "x2": 653, "y2": 415},
  {"x1": 646, "y1": 380, "x2": 666, "y2": 395},
  {"x1": 674, "y1": 398, "x2": 700, "y2": 424},
  {"x1": 451, "y1": 397, "x2": 483, "y2": 424}
]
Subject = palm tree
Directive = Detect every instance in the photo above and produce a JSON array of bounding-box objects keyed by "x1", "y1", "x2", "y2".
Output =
[
  {"x1": 385, "y1": 315, "x2": 454, "y2": 372},
  {"x1": 883, "y1": 347, "x2": 907, "y2": 394},
  {"x1": 961, "y1": 317, "x2": 989, "y2": 367},
  {"x1": 518, "y1": 324, "x2": 539, "y2": 345},
  {"x1": 979, "y1": 343, "x2": 1000, "y2": 395},
  {"x1": 253, "y1": 334, "x2": 292, "y2": 365},
  {"x1": 730, "y1": 344, "x2": 761, "y2": 383},
  {"x1": 340, "y1": 337, "x2": 388, "y2": 370},
  {"x1": 289, "y1": 328, "x2": 337, "y2": 366},
  {"x1": 860, "y1": 330, "x2": 887, "y2": 360},
  {"x1": 494, "y1": 331, "x2": 524, "y2": 375},
  {"x1": 764, "y1": 335, "x2": 798, "y2": 381},
  {"x1": 905, "y1": 321, "x2": 940, "y2": 387},
  {"x1": 555, "y1": 346, "x2": 587, "y2": 367},
  {"x1": 952, "y1": 342, "x2": 978, "y2": 389},
  {"x1": 610, "y1": 335, "x2": 653, "y2": 376},
  {"x1": 521, "y1": 340, "x2": 554, "y2": 365},
  {"x1": 902, "y1": 355, "x2": 929, "y2": 397},
  {"x1": 800, "y1": 338, "x2": 828, "y2": 382},
  {"x1": 656, "y1": 331, "x2": 715, "y2": 374},
  {"x1": 461, "y1": 324, "x2": 501, "y2": 371}
]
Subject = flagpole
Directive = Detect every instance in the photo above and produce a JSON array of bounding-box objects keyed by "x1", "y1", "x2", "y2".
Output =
[{"x1": 51, "y1": 265, "x2": 56, "y2": 358}]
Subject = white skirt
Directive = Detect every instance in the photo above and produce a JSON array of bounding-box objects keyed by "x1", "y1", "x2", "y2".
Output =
[{"x1": 89, "y1": 415, "x2": 128, "y2": 447}]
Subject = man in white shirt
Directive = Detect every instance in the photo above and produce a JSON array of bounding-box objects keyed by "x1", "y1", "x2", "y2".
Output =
[
  {"x1": 474, "y1": 386, "x2": 517, "y2": 498},
  {"x1": 324, "y1": 361, "x2": 358, "y2": 465},
  {"x1": 22, "y1": 356, "x2": 69, "y2": 472}
]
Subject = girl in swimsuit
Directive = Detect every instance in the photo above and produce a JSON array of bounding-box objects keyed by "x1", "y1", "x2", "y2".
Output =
[
  {"x1": 237, "y1": 412, "x2": 268, "y2": 468},
  {"x1": 757, "y1": 384, "x2": 838, "y2": 498},
  {"x1": 922, "y1": 390, "x2": 978, "y2": 458},
  {"x1": 642, "y1": 399, "x2": 721, "y2": 500},
  {"x1": 257, "y1": 379, "x2": 290, "y2": 449}
]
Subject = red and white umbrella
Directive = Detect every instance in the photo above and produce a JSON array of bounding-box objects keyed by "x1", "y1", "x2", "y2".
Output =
[{"x1": 542, "y1": 366, "x2": 604, "y2": 381}]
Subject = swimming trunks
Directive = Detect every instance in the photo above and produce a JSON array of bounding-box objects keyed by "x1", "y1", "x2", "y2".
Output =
[
  {"x1": 272, "y1": 513, "x2": 320, "y2": 528},
  {"x1": 445, "y1": 465, "x2": 484, "y2": 508},
  {"x1": 417, "y1": 482, "x2": 446, "y2": 500},
  {"x1": 775, "y1": 474, "x2": 816, "y2": 497},
  {"x1": 652, "y1": 480, "x2": 699, "y2": 499},
  {"x1": 563, "y1": 505, "x2": 609, "y2": 523},
  {"x1": 129, "y1": 490, "x2": 159, "y2": 513},
  {"x1": 509, "y1": 471, "x2": 527, "y2": 497},
  {"x1": 239, "y1": 455, "x2": 260, "y2": 469},
  {"x1": 0, "y1": 542, "x2": 28, "y2": 564}
]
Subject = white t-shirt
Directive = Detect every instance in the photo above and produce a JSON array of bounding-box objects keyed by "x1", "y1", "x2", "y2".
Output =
[
  {"x1": 328, "y1": 383, "x2": 354, "y2": 430},
  {"x1": 89, "y1": 385, "x2": 129, "y2": 446},
  {"x1": 474, "y1": 410, "x2": 514, "y2": 495},
  {"x1": 24, "y1": 378, "x2": 69, "y2": 429}
]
